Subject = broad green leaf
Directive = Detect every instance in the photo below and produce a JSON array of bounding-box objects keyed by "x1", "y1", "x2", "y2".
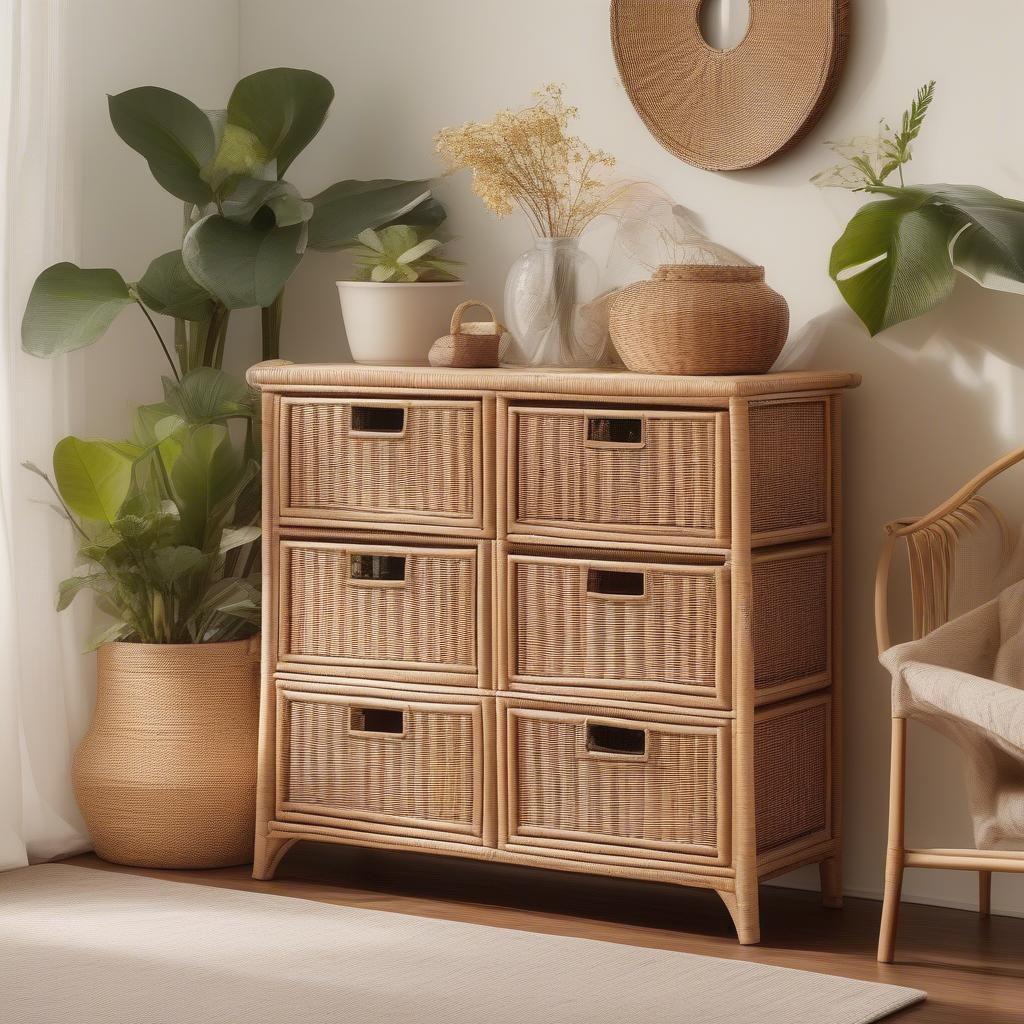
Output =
[
  {"x1": 152, "y1": 545, "x2": 205, "y2": 583},
  {"x1": 169, "y1": 424, "x2": 248, "y2": 549},
  {"x1": 86, "y1": 620, "x2": 133, "y2": 651},
  {"x1": 307, "y1": 179, "x2": 432, "y2": 250},
  {"x1": 226, "y1": 68, "x2": 334, "y2": 177},
  {"x1": 829, "y1": 194, "x2": 960, "y2": 335},
  {"x1": 57, "y1": 573, "x2": 105, "y2": 611},
  {"x1": 384, "y1": 196, "x2": 447, "y2": 234},
  {"x1": 356, "y1": 228, "x2": 384, "y2": 252},
  {"x1": 181, "y1": 214, "x2": 304, "y2": 309},
  {"x1": 204, "y1": 123, "x2": 274, "y2": 191},
  {"x1": 108, "y1": 87, "x2": 215, "y2": 203},
  {"x1": 137, "y1": 250, "x2": 215, "y2": 321},
  {"x1": 53, "y1": 436, "x2": 136, "y2": 523},
  {"x1": 221, "y1": 177, "x2": 312, "y2": 227},
  {"x1": 162, "y1": 367, "x2": 256, "y2": 423},
  {"x1": 21, "y1": 263, "x2": 133, "y2": 357},
  {"x1": 220, "y1": 525, "x2": 260, "y2": 552}
]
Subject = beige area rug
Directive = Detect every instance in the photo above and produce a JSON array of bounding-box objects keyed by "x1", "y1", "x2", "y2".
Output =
[{"x1": 0, "y1": 864, "x2": 923, "y2": 1024}]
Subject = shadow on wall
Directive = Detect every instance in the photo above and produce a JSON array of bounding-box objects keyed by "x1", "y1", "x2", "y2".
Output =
[{"x1": 774, "y1": 275, "x2": 1024, "y2": 906}]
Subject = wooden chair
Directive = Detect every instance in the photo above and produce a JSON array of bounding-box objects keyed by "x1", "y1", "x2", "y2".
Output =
[{"x1": 875, "y1": 447, "x2": 1024, "y2": 963}]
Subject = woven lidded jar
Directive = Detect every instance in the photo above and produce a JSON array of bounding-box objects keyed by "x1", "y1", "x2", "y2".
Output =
[{"x1": 608, "y1": 264, "x2": 789, "y2": 375}]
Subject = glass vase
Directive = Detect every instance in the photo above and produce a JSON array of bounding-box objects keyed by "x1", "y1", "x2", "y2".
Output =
[{"x1": 501, "y1": 237, "x2": 603, "y2": 367}]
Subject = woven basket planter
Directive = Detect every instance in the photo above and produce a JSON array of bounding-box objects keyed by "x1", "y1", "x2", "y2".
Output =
[
  {"x1": 73, "y1": 638, "x2": 260, "y2": 868},
  {"x1": 609, "y1": 265, "x2": 789, "y2": 376}
]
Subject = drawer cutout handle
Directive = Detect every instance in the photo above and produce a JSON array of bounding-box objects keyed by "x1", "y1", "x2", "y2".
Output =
[
  {"x1": 350, "y1": 707, "x2": 406, "y2": 737},
  {"x1": 350, "y1": 554, "x2": 406, "y2": 583},
  {"x1": 350, "y1": 405, "x2": 406, "y2": 435},
  {"x1": 587, "y1": 568, "x2": 645, "y2": 599},
  {"x1": 585, "y1": 415, "x2": 644, "y2": 447},
  {"x1": 586, "y1": 723, "x2": 647, "y2": 758}
]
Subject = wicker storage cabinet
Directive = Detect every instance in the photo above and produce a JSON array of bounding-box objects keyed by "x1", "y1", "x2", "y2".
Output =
[{"x1": 248, "y1": 363, "x2": 859, "y2": 944}]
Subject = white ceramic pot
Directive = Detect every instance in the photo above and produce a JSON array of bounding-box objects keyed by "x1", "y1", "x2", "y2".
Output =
[{"x1": 336, "y1": 281, "x2": 468, "y2": 365}]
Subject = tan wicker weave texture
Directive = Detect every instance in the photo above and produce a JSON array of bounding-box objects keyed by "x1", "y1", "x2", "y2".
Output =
[
  {"x1": 287, "y1": 399, "x2": 477, "y2": 519},
  {"x1": 610, "y1": 0, "x2": 850, "y2": 170},
  {"x1": 285, "y1": 544, "x2": 477, "y2": 669},
  {"x1": 73, "y1": 641, "x2": 259, "y2": 869}
]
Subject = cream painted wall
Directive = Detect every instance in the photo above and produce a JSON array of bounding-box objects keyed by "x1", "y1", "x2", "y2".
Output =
[{"x1": 235, "y1": 0, "x2": 1024, "y2": 917}]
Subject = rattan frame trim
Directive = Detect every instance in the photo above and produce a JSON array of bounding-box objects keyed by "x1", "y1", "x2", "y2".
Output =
[
  {"x1": 277, "y1": 394, "x2": 489, "y2": 535},
  {"x1": 246, "y1": 362, "x2": 860, "y2": 398}
]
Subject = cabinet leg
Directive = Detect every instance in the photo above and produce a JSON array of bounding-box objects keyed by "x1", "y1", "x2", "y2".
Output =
[
  {"x1": 719, "y1": 887, "x2": 760, "y2": 945},
  {"x1": 252, "y1": 835, "x2": 297, "y2": 881},
  {"x1": 819, "y1": 856, "x2": 843, "y2": 908}
]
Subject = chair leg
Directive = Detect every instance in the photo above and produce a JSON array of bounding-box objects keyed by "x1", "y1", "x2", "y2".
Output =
[
  {"x1": 878, "y1": 718, "x2": 907, "y2": 964},
  {"x1": 979, "y1": 871, "x2": 992, "y2": 918}
]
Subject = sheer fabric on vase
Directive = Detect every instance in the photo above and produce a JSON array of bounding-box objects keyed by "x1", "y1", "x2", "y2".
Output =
[{"x1": 0, "y1": 0, "x2": 91, "y2": 870}]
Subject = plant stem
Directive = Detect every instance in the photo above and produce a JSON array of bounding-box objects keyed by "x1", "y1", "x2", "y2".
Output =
[
  {"x1": 261, "y1": 290, "x2": 284, "y2": 361},
  {"x1": 135, "y1": 300, "x2": 180, "y2": 381},
  {"x1": 201, "y1": 304, "x2": 229, "y2": 367}
]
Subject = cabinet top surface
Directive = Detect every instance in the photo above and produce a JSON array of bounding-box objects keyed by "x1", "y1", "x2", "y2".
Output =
[{"x1": 247, "y1": 361, "x2": 861, "y2": 398}]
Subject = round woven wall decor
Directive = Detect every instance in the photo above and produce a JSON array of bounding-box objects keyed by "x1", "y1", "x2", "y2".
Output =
[{"x1": 611, "y1": 0, "x2": 850, "y2": 171}]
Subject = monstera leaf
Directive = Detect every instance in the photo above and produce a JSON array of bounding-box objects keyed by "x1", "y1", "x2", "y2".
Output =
[{"x1": 829, "y1": 184, "x2": 1024, "y2": 335}]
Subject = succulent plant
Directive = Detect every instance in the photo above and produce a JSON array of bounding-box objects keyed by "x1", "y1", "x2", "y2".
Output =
[{"x1": 351, "y1": 225, "x2": 461, "y2": 283}]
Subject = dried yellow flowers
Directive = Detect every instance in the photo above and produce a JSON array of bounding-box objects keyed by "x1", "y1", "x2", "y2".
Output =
[{"x1": 435, "y1": 84, "x2": 622, "y2": 239}]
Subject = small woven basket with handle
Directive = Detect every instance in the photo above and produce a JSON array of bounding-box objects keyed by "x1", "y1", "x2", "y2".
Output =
[{"x1": 429, "y1": 300, "x2": 505, "y2": 368}]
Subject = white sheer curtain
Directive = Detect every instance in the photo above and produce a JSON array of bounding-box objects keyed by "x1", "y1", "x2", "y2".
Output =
[{"x1": 0, "y1": 0, "x2": 91, "y2": 870}]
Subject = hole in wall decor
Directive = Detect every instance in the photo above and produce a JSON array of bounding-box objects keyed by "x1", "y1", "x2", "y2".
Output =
[
  {"x1": 697, "y1": 0, "x2": 750, "y2": 51},
  {"x1": 611, "y1": 0, "x2": 850, "y2": 171}
]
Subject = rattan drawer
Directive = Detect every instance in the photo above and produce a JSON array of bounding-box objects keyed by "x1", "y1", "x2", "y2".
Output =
[
  {"x1": 506, "y1": 405, "x2": 730, "y2": 545},
  {"x1": 276, "y1": 683, "x2": 494, "y2": 844},
  {"x1": 279, "y1": 396, "x2": 484, "y2": 532},
  {"x1": 504, "y1": 551, "x2": 730, "y2": 709},
  {"x1": 278, "y1": 539, "x2": 488, "y2": 687},
  {"x1": 499, "y1": 696, "x2": 731, "y2": 868}
]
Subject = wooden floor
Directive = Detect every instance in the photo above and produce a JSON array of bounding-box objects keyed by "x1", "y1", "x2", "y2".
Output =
[{"x1": 67, "y1": 844, "x2": 1023, "y2": 1023}]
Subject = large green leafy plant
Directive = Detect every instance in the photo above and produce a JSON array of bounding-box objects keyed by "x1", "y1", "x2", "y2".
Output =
[
  {"x1": 21, "y1": 67, "x2": 443, "y2": 373},
  {"x1": 813, "y1": 82, "x2": 1024, "y2": 335},
  {"x1": 26, "y1": 370, "x2": 261, "y2": 648}
]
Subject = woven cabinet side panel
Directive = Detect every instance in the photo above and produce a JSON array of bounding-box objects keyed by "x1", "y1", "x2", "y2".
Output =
[
  {"x1": 749, "y1": 400, "x2": 828, "y2": 535},
  {"x1": 754, "y1": 703, "x2": 829, "y2": 853},
  {"x1": 516, "y1": 412, "x2": 719, "y2": 531},
  {"x1": 288, "y1": 402, "x2": 476, "y2": 517},
  {"x1": 515, "y1": 717, "x2": 718, "y2": 847},
  {"x1": 514, "y1": 561, "x2": 718, "y2": 689},
  {"x1": 286, "y1": 700, "x2": 476, "y2": 827},
  {"x1": 752, "y1": 551, "x2": 829, "y2": 689},
  {"x1": 287, "y1": 547, "x2": 476, "y2": 667}
]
